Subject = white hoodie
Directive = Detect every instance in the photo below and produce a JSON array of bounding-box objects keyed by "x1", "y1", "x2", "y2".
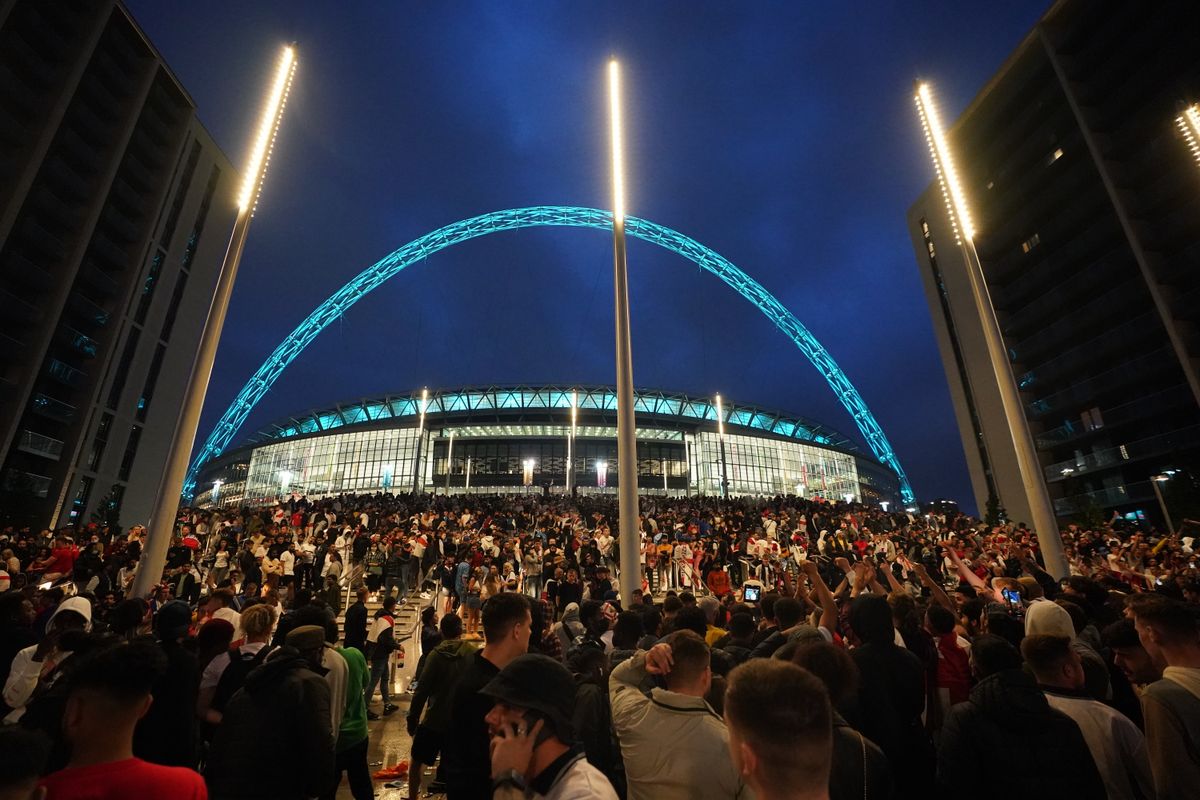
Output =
[{"x1": 3, "y1": 595, "x2": 93, "y2": 721}]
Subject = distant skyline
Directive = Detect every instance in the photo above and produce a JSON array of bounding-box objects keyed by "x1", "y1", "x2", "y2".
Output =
[{"x1": 126, "y1": 1, "x2": 1050, "y2": 513}]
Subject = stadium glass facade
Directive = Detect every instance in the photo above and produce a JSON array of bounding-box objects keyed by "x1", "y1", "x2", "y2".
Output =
[{"x1": 193, "y1": 385, "x2": 898, "y2": 509}]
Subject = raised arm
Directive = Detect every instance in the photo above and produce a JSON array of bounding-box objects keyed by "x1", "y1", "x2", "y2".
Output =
[
  {"x1": 912, "y1": 562, "x2": 955, "y2": 611},
  {"x1": 801, "y1": 560, "x2": 838, "y2": 634}
]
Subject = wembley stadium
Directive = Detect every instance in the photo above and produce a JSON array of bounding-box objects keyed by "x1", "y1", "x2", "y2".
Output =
[{"x1": 193, "y1": 385, "x2": 901, "y2": 509}]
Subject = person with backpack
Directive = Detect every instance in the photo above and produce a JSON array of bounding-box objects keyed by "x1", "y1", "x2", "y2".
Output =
[
  {"x1": 363, "y1": 594, "x2": 400, "y2": 719},
  {"x1": 197, "y1": 603, "x2": 276, "y2": 727}
]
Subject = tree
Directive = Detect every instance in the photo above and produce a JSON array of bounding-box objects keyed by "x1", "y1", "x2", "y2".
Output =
[{"x1": 984, "y1": 493, "x2": 1008, "y2": 527}]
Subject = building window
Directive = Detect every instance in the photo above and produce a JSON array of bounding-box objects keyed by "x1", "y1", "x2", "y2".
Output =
[
  {"x1": 67, "y1": 475, "x2": 94, "y2": 522},
  {"x1": 159, "y1": 140, "x2": 201, "y2": 250},
  {"x1": 136, "y1": 344, "x2": 166, "y2": 422},
  {"x1": 106, "y1": 329, "x2": 140, "y2": 409},
  {"x1": 1021, "y1": 233, "x2": 1041, "y2": 253},
  {"x1": 159, "y1": 272, "x2": 188, "y2": 342},
  {"x1": 86, "y1": 412, "x2": 114, "y2": 470},
  {"x1": 118, "y1": 426, "x2": 142, "y2": 481},
  {"x1": 134, "y1": 249, "x2": 166, "y2": 325}
]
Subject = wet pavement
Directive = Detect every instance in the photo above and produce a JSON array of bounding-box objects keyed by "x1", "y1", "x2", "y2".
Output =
[{"x1": 335, "y1": 605, "x2": 452, "y2": 799}]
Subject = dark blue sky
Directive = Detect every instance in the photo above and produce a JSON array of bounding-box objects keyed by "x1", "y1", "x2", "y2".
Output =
[{"x1": 127, "y1": 1, "x2": 1048, "y2": 513}]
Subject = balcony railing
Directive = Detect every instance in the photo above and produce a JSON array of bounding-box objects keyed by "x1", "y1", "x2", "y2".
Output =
[
  {"x1": 1053, "y1": 481, "x2": 1156, "y2": 516},
  {"x1": 1044, "y1": 423, "x2": 1200, "y2": 482},
  {"x1": 1035, "y1": 384, "x2": 1194, "y2": 448},
  {"x1": 46, "y1": 358, "x2": 87, "y2": 388},
  {"x1": 16, "y1": 430, "x2": 64, "y2": 460},
  {"x1": 2, "y1": 468, "x2": 51, "y2": 499},
  {"x1": 30, "y1": 393, "x2": 75, "y2": 423}
]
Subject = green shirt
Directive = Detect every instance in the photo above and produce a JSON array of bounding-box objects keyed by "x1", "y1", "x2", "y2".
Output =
[{"x1": 336, "y1": 646, "x2": 370, "y2": 750}]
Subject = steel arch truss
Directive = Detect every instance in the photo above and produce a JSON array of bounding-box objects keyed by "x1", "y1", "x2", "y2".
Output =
[{"x1": 185, "y1": 206, "x2": 913, "y2": 502}]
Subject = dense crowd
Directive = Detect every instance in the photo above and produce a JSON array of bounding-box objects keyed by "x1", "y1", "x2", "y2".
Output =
[{"x1": 0, "y1": 490, "x2": 1197, "y2": 799}]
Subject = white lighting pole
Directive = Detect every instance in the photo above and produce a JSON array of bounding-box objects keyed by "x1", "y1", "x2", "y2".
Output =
[
  {"x1": 715, "y1": 393, "x2": 729, "y2": 498},
  {"x1": 465, "y1": 456, "x2": 472, "y2": 492},
  {"x1": 1150, "y1": 475, "x2": 1175, "y2": 536},
  {"x1": 609, "y1": 60, "x2": 641, "y2": 605},
  {"x1": 1177, "y1": 104, "x2": 1200, "y2": 170},
  {"x1": 134, "y1": 46, "x2": 297, "y2": 599},
  {"x1": 915, "y1": 81, "x2": 1067, "y2": 578},
  {"x1": 411, "y1": 388, "x2": 428, "y2": 494},
  {"x1": 567, "y1": 390, "x2": 577, "y2": 495},
  {"x1": 444, "y1": 431, "x2": 454, "y2": 494}
]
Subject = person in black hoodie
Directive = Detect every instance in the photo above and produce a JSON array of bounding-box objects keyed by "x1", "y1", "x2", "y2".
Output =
[
  {"x1": 936, "y1": 634, "x2": 1106, "y2": 800},
  {"x1": 205, "y1": 631, "x2": 334, "y2": 799},
  {"x1": 847, "y1": 595, "x2": 934, "y2": 797},
  {"x1": 342, "y1": 588, "x2": 368, "y2": 652}
]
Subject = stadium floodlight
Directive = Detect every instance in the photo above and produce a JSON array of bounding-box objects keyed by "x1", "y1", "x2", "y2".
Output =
[
  {"x1": 134, "y1": 44, "x2": 299, "y2": 599},
  {"x1": 1177, "y1": 104, "x2": 1200, "y2": 170},
  {"x1": 608, "y1": 58, "x2": 640, "y2": 604},
  {"x1": 567, "y1": 390, "x2": 578, "y2": 493},
  {"x1": 914, "y1": 82, "x2": 975, "y2": 244},
  {"x1": 609, "y1": 60, "x2": 626, "y2": 223},
  {"x1": 239, "y1": 45, "x2": 297, "y2": 213},
  {"x1": 714, "y1": 393, "x2": 729, "y2": 498},
  {"x1": 913, "y1": 79, "x2": 1066, "y2": 579},
  {"x1": 412, "y1": 387, "x2": 429, "y2": 494}
]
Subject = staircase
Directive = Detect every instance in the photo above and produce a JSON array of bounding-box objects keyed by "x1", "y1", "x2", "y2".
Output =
[{"x1": 334, "y1": 571, "x2": 429, "y2": 693}]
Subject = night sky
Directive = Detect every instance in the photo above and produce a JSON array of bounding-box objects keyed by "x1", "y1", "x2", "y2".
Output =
[{"x1": 125, "y1": 1, "x2": 1049, "y2": 514}]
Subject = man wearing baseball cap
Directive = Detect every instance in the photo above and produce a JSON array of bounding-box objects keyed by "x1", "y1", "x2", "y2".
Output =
[{"x1": 482, "y1": 653, "x2": 617, "y2": 800}]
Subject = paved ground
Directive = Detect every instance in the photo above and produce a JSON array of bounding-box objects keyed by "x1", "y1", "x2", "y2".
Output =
[{"x1": 335, "y1": 594, "x2": 447, "y2": 799}]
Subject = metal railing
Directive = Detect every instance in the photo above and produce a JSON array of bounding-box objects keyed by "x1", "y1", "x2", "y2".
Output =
[
  {"x1": 16, "y1": 430, "x2": 64, "y2": 460},
  {"x1": 1044, "y1": 423, "x2": 1200, "y2": 482}
]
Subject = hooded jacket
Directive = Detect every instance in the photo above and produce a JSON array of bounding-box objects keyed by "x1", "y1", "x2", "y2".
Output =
[
  {"x1": 936, "y1": 668, "x2": 1105, "y2": 800},
  {"x1": 205, "y1": 647, "x2": 334, "y2": 800},
  {"x1": 407, "y1": 638, "x2": 477, "y2": 733},
  {"x1": 3, "y1": 596, "x2": 92, "y2": 719}
]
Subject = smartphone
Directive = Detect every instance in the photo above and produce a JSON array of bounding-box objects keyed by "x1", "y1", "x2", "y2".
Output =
[
  {"x1": 743, "y1": 584, "x2": 762, "y2": 603},
  {"x1": 1001, "y1": 587, "x2": 1021, "y2": 607}
]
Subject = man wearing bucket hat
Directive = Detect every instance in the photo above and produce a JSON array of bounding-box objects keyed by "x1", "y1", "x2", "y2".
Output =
[{"x1": 482, "y1": 653, "x2": 618, "y2": 800}]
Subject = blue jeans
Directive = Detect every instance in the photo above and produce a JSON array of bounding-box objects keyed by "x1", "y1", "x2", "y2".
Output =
[{"x1": 365, "y1": 658, "x2": 391, "y2": 707}]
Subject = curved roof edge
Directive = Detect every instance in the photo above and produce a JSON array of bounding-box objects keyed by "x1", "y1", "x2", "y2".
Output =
[{"x1": 242, "y1": 384, "x2": 858, "y2": 452}]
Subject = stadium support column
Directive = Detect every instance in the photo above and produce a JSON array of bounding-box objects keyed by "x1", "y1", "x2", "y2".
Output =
[
  {"x1": 567, "y1": 391, "x2": 577, "y2": 495},
  {"x1": 915, "y1": 81, "x2": 1066, "y2": 578},
  {"x1": 609, "y1": 60, "x2": 641, "y2": 603},
  {"x1": 715, "y1": 393, "x2": 729, "y2": 498},
  {"x1": 134, "y1": 46, "x2": 297, "y2": 599},
  {"x1": 444, "y1": 431, "x2": 454, "y2": 494},
  {"x1": 411, "y1": 387, "x2": 428, "y2": 495}
]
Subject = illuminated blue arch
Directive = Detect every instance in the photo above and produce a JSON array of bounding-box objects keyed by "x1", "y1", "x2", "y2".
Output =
[{"x1": 185, "y1": 206, "x2": 914, "y2": 502}]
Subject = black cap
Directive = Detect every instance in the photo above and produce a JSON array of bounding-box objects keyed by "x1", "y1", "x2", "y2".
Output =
[{"x1": 480, "y1": 654, "x2": 576, "y2": 741}]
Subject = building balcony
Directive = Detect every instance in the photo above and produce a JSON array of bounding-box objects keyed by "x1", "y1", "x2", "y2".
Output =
[
  {"x1": 77, "y1": 259, "x2": 121, "y2": 297},
  {"x1": 16, "y1": 430, "x2": 64, "y2": 461},
  {"x1": 1, "y1": 468, "x2": 51, "y2": 499},
  {"x1": 1044, "y1": 423, "x2": 1200, "y2": 483},
  {"x1": 1035, "y1": 384, "x2": 1194, "y2": 449},
  {"x1": 3, "y1": 251, "x2": 56, "y2": 293},
  {"x1": 1053, "y1": 481, "x2": 1156, "y2": 517},
  {"x1": 29, "y1": 392, "x2": 76, "y2": 423},
  {"x1": 55, "y1": 325, "x2": 98, "y2": 358},
  {"x1": 0, "y1": 288, "x2": 42, "y2": 326},
  {"x1": 46, "y1": 358, "x2": 87, "y2": 388},
  {"x1": 1015, "y1": 312, "x2": 1159, "y2": 391},
  {"x1": 1025, "y1": 347, "x2": 1178, "y2": 418},
  {"x1": 66, "y1": 292, "x2": 109, "y2": 329}
]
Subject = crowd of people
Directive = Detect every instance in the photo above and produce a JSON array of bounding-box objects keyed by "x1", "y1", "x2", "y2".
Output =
[{"x1": 0, "y1": 489, "x2": 1196, "y2": 799}]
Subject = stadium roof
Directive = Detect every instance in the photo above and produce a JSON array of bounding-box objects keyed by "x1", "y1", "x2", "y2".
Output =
[{"x1": 243, "y1": 384, "x2": 858, "y2": 452}]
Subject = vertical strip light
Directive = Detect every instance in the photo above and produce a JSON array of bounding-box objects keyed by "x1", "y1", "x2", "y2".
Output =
[
  {"x1": 715, "y1": 394, "x2": 726, "y2": 439},
  {"x1": 1177, "y1": 104, "x2": 1200, "y2": 170},
  {"x1": 238, "y1": 45, "x2": 297, "y2": 214},
  {"x1": 134, "y1": 44, "x2": 298, "y2": 599},
  {"x1": 609, "y1": 60, "x2": 626, "y2": 223},
  {"x1": 914, "y1": 82, "x2": 975, "y2": 244}
]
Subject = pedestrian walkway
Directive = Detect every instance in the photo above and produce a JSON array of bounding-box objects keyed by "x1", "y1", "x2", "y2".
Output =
[{"x1": 334, "y1": 582, "x2": 437, "y2": 799}]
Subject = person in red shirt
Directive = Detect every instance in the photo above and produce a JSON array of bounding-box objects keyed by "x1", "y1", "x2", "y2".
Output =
[
  {"x1": 40, "y1": 641, "x2": 206, "y2": 799},
  {"x1": 41, "y1": 536, "x2": 79, "y2": 582}
]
